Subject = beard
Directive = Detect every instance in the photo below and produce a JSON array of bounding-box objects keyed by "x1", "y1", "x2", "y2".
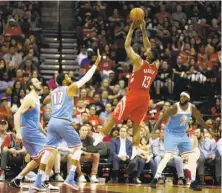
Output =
[
  {"x1": 179, "y1": 100, "x2": 189, "y2": 106},
  {"x1": 33, "y1": 84, "x2": 42, "y2": 92}
]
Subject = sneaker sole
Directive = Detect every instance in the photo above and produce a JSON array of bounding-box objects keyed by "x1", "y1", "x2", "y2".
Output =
[
  {"x1": 9, "y1": 182, "x2": 20, "y2": 189},
  {"x1": 32, "y1": 186, "x2": 47, "y2": 192},
  {"x1": 63, "y1": 182, "x2": 79, "y2": 190}
]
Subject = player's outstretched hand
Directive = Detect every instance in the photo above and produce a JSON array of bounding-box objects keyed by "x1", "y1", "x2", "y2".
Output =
[{"x1": 95, "y1": 49, "x2": 101, "y2": 66}]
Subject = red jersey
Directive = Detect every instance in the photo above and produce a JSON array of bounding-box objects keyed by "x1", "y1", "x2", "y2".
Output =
[{"x1": 128, "y1": 60, "x2": 158, "y2": 92}]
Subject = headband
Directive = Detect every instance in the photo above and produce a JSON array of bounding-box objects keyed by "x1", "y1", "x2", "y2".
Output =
[{"x1": 180, "y1": 92, "x2": 190, "y2": 99}]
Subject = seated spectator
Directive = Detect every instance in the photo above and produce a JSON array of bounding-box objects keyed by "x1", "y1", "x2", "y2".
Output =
[
  {"x1": 77, "y1": 125, "x2": 100, "y2": 183},
  {"x1": 77, "y1": 47, "x2": 87, "y2": 66},
  {"x1": 4, "y1": 18, "x2": 22, "y2": 36},
  {"x1": 99, "y1": 103, "x2": 112, "y2": 123},
  {"x1": 11, "y1": 80, "x2": 22, "y2": 98},
  {"x1": 197, "y1": 129, "x2": 217, "y2": 185},
  {"x1": 80, "y1": 48, "x2": 94, "y2": 76},
  {"x1": 127, "y1": 127, "x2": 133, "y2": 142},
  {"x1": 3, "y1": 45, "x2": 22, "y2": 70},
  {"x1": 76, "y1": 88, "x2": 93, "y2": 105},
  {"x1": 88, "y1": 105, "x2": 102, "y2": 130},
  {"x1": 135, "y1": 137, "x2": 156, "y2": 184},
  {"x1": 154, "y1": 60, "x2": 174, "y2": 97},
  {"x1": 76, "y1": 99, "x2": 88, "y2": 115},
  {"x1": 0, "y1": 97, "x2": 12, "y2": 122},
  {"x1": 19, "y1": 57, "x2": 38, "y2": 74},
  {"x1": 101, "y1": 90, "x2": 113, "y2": 106},
  {"x1": 211, "y1": 98, "x2": 221, "y2": 116},
  {"x1": 80, "y1": 111, "x2": 89, "y2": 126},
  {"x1": 12, "y1": 69, "x2": 23, "y2": 82},
  {"x1": 0, "y1": 120, "x2": 7, "y2": 150},
  {"x1": 71, "y1": 107, "x2": 81, "y2": 125},
  {"x1": 10, "y1": 95, "x2": 20, "y2": 114},
  {"x1": 90, "y1": 93, "x2": 105, "y2": 116},
  {"x1": 149, "y1": 129, "x2": 160, "y2": 146},
  {"x1": 151, "y1": 129, "x2": 185, "y2": 185},
  {"x1": 103, "y1": 127, "x2": 119, "y2": 142},
  {"x1": 109, "y1": 126, "x2": 132, "y2": 183},
  {"x1": 0, "y1": 131, "x2": 26, "y2": 181}
]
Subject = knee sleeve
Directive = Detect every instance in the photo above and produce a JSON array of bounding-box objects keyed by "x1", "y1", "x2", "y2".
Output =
[
  {"x1": 41, "y1": 149, "x2": 56, "y2": 165},
  {"x1": 72, "y1": 146, "x2": 82, "y2": 161}
]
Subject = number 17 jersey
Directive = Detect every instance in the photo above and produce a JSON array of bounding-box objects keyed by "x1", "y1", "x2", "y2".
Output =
[
  {"x1": 51, "y1": 86, "x2": 73, "y2": 121},
  {"x1": 128, "y1": 60, "x2": 158, "y2": 93}
]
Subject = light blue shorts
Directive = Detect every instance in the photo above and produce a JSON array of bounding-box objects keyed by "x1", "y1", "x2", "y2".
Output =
[
  {"x1": 21, "y1": 127, "x2": 46, "y2": 159},
  {"x1": 164, "y1": 132, "x2": 192, "y2": 154},
  {"x1": 45, "y1": 117, "x2": 82, "y2": 149}
]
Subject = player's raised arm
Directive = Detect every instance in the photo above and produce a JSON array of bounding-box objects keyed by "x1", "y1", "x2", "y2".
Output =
[
  {"x1": 67, "y1": 49, "x2": 101, "y2": 98},
  {"x1": 140, "y1": 21, "x2": 151, "y2": 53},
  {"x1": 14, "y1": 95, "x2": 33, "y2": 139},
  {"x1": 192, "y1": 105, "x2": 216, "y2": 136},
  {"x1": 124, "y1": 21, "x2": 142, "y2": 69},
  {"x1": 153, "y1": 104, "x2": 177, "y2": 131}
]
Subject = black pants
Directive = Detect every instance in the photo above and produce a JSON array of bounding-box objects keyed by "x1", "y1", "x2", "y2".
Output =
[{"x1": 1, "y1": 150, "x2": 25, "y2": 171}]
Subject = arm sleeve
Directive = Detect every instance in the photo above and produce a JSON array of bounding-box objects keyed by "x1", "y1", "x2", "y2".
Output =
[{"x1": 75, "y1": 65, "x2": 97, "y2": 88}]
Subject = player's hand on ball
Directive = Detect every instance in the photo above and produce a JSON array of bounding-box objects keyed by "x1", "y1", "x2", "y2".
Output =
[
  {"x1": 131, "y1": 20, "x2": 140, "y2": 30},
  {"x1": 95, "y1": 49, "x2": 101, "y2": 66}
]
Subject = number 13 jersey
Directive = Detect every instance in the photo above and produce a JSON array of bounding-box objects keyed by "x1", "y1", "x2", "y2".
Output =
[
  {"x1": 112, "y1": 60, "x2": 158, "y2": 125},
  {"x1": 128, "y1": 60, "x2": 158, "y2": 92},
  {"x1": 51, "y1": 86, "x2": 73, "y2": 121}
]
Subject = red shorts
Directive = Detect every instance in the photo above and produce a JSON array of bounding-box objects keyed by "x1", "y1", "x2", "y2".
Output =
[{"x1": 112, "y1": 90, "x2": 150, "y2": 125}]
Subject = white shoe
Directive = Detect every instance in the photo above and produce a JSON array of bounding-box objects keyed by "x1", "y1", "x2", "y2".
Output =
[
  {"x1": 55, "y1": 174, "x2": 64, "y2": 182},
  {"x1": 20, "y1": 183, "x2": 30, "y2": 190},
  {"x1": 78, "y1": 175, "x2": 87, "y2": 183},
  {"x1": 90, "y1": 175, "x2": 99, "y2": 183},
  {"x1": 48, "y1": 184, "x2": 59, "y2": 191}
]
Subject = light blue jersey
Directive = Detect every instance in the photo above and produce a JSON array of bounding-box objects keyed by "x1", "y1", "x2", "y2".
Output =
[
  {"x1": 164, "y1": 102, "x2": 193, "y2": 153},
  {"x1": 21, "y1": 100, "x2": 40, "y2": 129},
  {"x1": 20, "y1": 98, "x2": 46, "y2": 159},
  {"x1": 165, "y1": 102, "x2": 192, "y2": 136},
  {"x1": 51, "y1": 86, "x2": 73, "y2": 121},
  {"x1": 46, "y1": 86, "x2": 81, "y2": 148}
]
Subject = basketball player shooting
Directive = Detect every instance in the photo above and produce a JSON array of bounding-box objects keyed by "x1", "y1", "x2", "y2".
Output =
[{"x1": 100, "y1": 20, "x2": 159, "y2": 155}]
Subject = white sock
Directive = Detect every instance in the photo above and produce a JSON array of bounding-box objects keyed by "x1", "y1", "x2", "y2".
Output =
[
  {"x1": 44, "y1": 175, "x2": 49, "y2": 181},
  {"x1": 15, "y1": 174, "x2": 23, "y2": 180},
  {"x1": 39, "y1": 170, "x2": 45, "y2": 175},
  {"x1": 70, "y1": 165, "x2": 77, "y2": 172}
]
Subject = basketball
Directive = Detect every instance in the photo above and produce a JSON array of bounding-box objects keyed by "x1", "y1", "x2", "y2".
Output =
[{"x1": 129, "y1": 8, "x2": 144, "y2": 22}]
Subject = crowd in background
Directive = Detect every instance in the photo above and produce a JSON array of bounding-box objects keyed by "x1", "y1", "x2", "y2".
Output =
[{"x1": 0, "y1": 1, "x2": 221, "y2": 186}]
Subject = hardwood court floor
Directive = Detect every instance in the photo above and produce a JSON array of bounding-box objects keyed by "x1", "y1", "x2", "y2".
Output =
[{"x1": 1, "y1": 182, "x2": 221, "y2": 193}]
